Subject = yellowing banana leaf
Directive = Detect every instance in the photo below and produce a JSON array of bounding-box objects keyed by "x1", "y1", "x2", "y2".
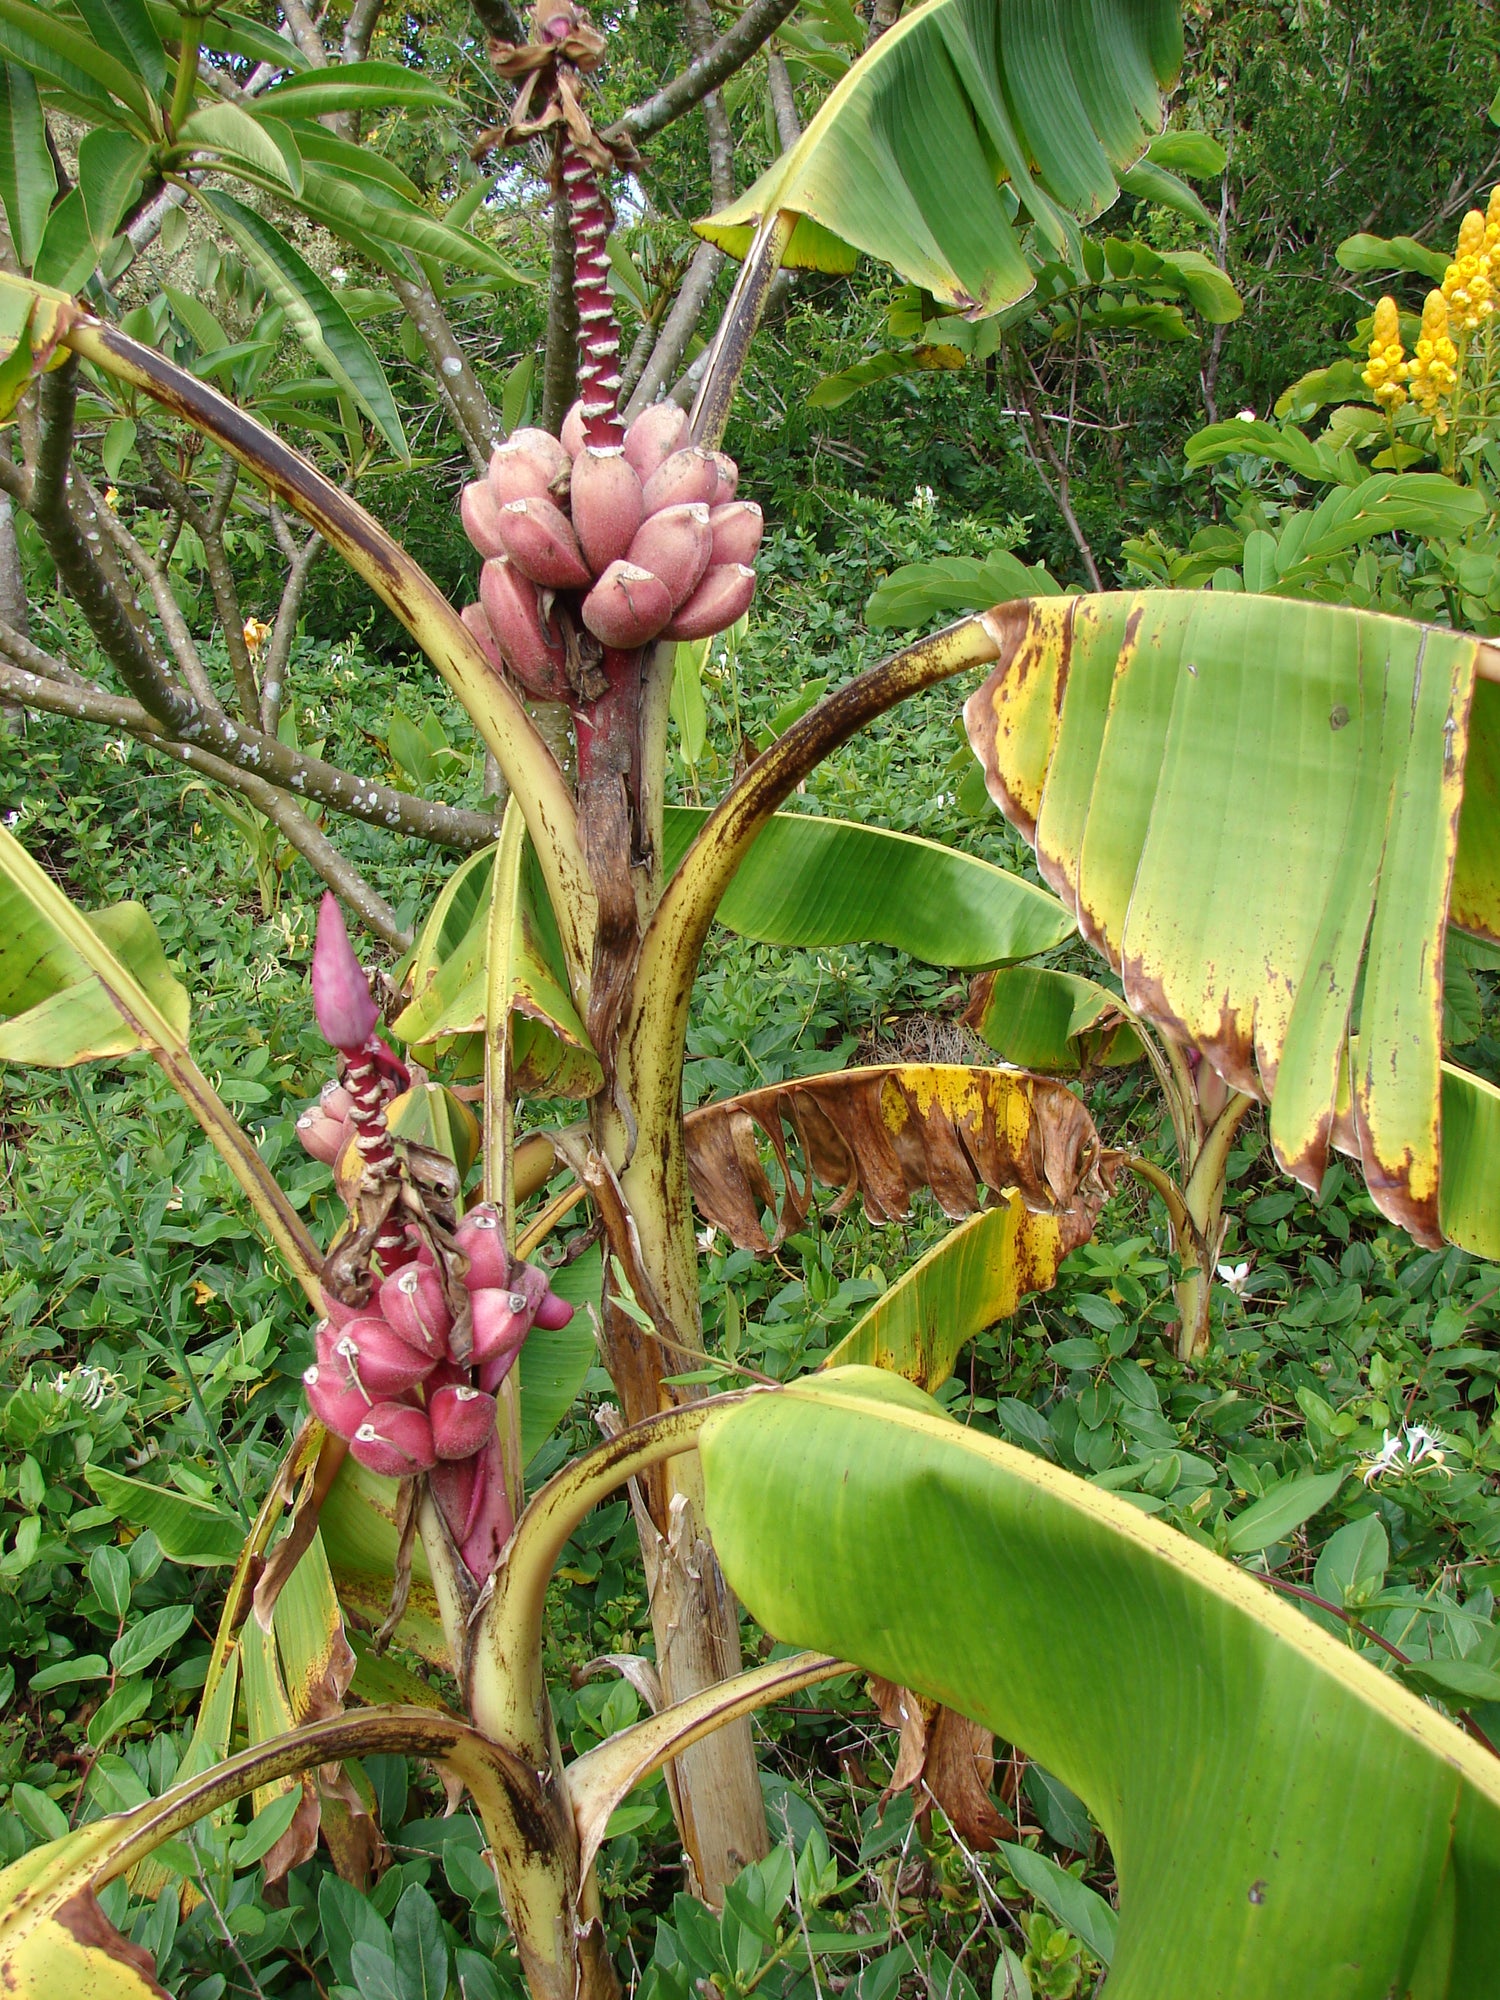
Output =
[
  {"x1": 0, "y1": 1821, "x2": 170, "y2": 2000},
  {"x1": 964, "y1": 964, "x2": 1144, "y2": 1074},
  {"x1": 696, "y1": 0, "x2": 1182, "y2": 315},
  {"x1": 700, "y1": 1369, "x2": 1500, "y2": 1999},
  {"x1": 393, "y1": 839, "x2": 601, "y2": 1099},
  {"x1": 683, "y1": 1062, "x2": 1113, "y2": 1250},
  {"x1": 821, "y1": 1194, "x2": 1074, "y2": 1388},
  {"x1": 663, "y1": 806, "x2": 1072, "y2": 967},
  {"x1": 386, "y1": 1080, "x2": 481, "y2": 1181},
  {"x1": 964, "y1": 593, "x2": 1500, "y2": 1251},
  {"x1": 0, "y1": 824, "x2": 319, "y2": 1294}
]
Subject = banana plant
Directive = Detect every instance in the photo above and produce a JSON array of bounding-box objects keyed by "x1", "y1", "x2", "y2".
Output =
[{"x1": 16, "y1": 1, "x2": 1500, "y2": 1994}]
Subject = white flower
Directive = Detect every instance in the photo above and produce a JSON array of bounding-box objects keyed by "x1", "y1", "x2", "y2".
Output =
[
  {"x1": 330, "y1": 266, "x2": 349, "y2": 286},
  {"x1": 1361, "y1": 1424, "x2": 1453, "y2": 1484},
  {"x1": 1360, "y1": 1430, "x2": 1404, "y2": 1484},
  {"x1": 909, "y1": 484, "x2": 936, "y2": 513},
  {"x1": 1217, "y1": 1260, "x2": 1251, "y2": 1297},
  {"x1": 51, "y1": 1364, "x2": 119, "y2": 1411},
  {"x1": 695, "y1": 1225, "x2": 718, "y2": 1253},
  {"x1": 1236, "y1": 408, "x2": 1258, "y2": 422}
]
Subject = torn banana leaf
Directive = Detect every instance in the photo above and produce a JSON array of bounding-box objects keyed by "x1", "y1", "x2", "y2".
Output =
[
  {"x1": 965, "y1": 592, "x2": 1500, "y2": 1252},
  {"x1": 684, "y1": 1062, "x2": 1114, "y2": 1250}
]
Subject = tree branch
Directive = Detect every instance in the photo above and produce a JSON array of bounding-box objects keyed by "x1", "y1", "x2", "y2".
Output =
[
  {"x1": 604, "y1": 0, "x2": 802, "y2": 148},
  {"x1": 31, "y1": 360, "x2": 202, "y2": 734},
  {"x1": 0, "y1": 638, "x2": 498, "y2": 854},
  {"x1": 766, "y1": 52, "x2": 801, "y2": 149},
  {"x1": 393, "y1": 274, "x2": 495, "y2": 468},
  {"x1": 624, "y1": 244, "x2": 722, "y2": 421},
  {"x1": 260, "y1": 517, "x2": 324, "y2": 735}
]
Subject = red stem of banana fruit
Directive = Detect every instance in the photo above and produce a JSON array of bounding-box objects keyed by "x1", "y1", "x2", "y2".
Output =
[{"x1": 562, "y1": 136, "x2": 625, "y2": 451}]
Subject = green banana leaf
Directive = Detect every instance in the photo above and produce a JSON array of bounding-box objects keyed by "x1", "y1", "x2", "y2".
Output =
[
  {"x1": 0, "y1": 824, "x2": 319, "y2": 1292},
  {"x1": 697, "y1": 0, "x2": 1183, "y2": 315},
  {"x1": 0, "y1": 876, "x2": 188, "y2": 1064},
  {"x1": 699, "y1": 1368, "x2": 1500, "y2": 1999},
  {"x1": 963, "y1": 593, "x2": 1500, "y2": 1254},
  {"x1": 391, "y1": 837, "x2": 601, "y2": 1098},
  {"x1": 663, "y1": 807, "x2": 1073, "y2": 967},
  {"x1": 821, "y1": 1194, "x2": 1076, "y2": 1387},
  {"x1": 964, "y1": 964, "x2": 1144, "y2": 1074}
]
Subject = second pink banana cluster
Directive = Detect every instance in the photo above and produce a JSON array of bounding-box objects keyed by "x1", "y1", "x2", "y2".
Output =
[{"x1": 459, "y1": 399, "x2": 761, "y2": 699}]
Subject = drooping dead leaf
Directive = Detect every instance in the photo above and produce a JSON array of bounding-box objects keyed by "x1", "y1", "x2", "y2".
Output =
[
  {"x1": 869, "y1": 1677, "x2": 1015, "y2": 1850},
  {"x1": 683, "y1": 1063, "x2": 1113, "y2": 1251}
]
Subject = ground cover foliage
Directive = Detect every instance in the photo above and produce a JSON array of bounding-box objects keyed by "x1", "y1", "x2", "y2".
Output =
[{"x1": 5, "y1": 0, "x2": 1500, "y2": 1996}]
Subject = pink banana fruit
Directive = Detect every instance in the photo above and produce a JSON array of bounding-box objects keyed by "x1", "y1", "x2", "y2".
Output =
[
  {"x1": 378, "y1": 1262, "x2": 453, "y2": 1360},
  {"x1": 302, "y1": 1362, "x2": 372, "y2": 1439},
  {"x1": 709, "y1": 500, "x2": 763, "y2": 566},
  {"x1": 663, "y1": 562, "x2": 757, "y2": 640},
  {"x1": 581, "y1": 561, "x2": 674, "y2": 647},
  {"x1": 495, "y1": 496, "x2": 592, "y2": 590},
  {"x1": 627, "y1": 502, "x2": 713, "y2": 608},
  {"x1": 321, "y1": 1316, "x2": 435, "y2": 1399},
  {"x1": 428, "y1": 1382, "x2": 498, "y2": 1460},
  {"x1": 460, "y1": 601, "x2": 507, "y2": 675},
  {"x1": 454, "y1": 1204, "x2": 510, "y2": 1291},
  {"x1": 350, "y1": 1402, "x2": 437, "y2": 1477},
  {"x1": 560, "y1": 399, "x2": 588, "y2": 457},
  {"x1": 479, "y1": 558, "x2": 570, "y2": 701},
  {"x1": 641, "y1": 446, "x2": 721, "y2": 515},
  {"x1": 488, "y1": 428, "x2": 570, "y2": 504},
  {"x1": 622, "y1": 401, "x2": 689, "y2": 481},
  {"x1": 708, "y1": 452, "x2": 739, "y2": 503},
  {"x1": 460, "y1": 480, "x2": 509, "y2": 558},
  {"x1": 570, "y1": 446, "x2": 644, "y2": 572}
]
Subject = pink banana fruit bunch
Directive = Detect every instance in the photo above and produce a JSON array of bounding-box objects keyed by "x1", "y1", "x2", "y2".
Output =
[
  {"x1": 459, "y1": 399, "x2": 761, "y2": 697},
  {"x1": 303, "y1": 1207, "x2": 574, "y2": 1576}
]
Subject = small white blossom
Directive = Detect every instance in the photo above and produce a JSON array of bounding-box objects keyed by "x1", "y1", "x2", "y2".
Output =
[
  {"x1": 696, "y1": 1225, "x2": 718, "y2": 1253},
  {"x1": 1361, "y1": 1424, "x2": 1453, "y2": 1484},
  {"x1": 1216, "y1": 1260, "x2": 1251, "y2": 1297},
  {"x1": 330, "y1": 266, "x2": 349, "y2": 285},
  {"x1": 51, "y1": 1364, "x2": 119, "y2": 1411},
  {"x1": 909, "y1": 484, "x2": 936, "y2": 514},
  {"x1": 1236, "y1": 408, "x2": 1258, "y2": 422}
]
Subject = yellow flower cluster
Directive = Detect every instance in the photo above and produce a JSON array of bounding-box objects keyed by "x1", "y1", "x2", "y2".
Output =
[
  {"x1": 1408, "y1": 290, "x2": 1459, "y2": 432},
  {"x1": 1440, "y1": 197, "x2": 1499, "y2": 333},
  {"x1": 1362, "y1": 295, "x2": 1407, "y2": 411}
]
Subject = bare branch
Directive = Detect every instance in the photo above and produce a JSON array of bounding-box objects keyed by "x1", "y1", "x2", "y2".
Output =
[
  {"x1": 624, "y1": 244, "x2": 722, "y2": 420},
  {"x1": 393, "y1": 274, "x2": 496, "y2": 468},
  {"x1": 0, "y1": 648, "x2": 410, "y2": 945},
  {"x1": 767, "y1": 53, "x2": 801, "y2": 149},
  {"x1": 685, "y1": 0, "x2": 736, "y2": 210},
  {"x1": 260, "y1": 524, "x2": 324, "y2": 736},
  {"x1": 85, "y1": 467, "x2": 225, "y2": 713},
  {"x1": 32, "y1": 360, "x2": 201, "y2": 733},
  {"x1": 342, "y1": 0, "x2": 385, "y2": 61},
  {"x1": 605, "y1": 0, "x2": 801, "y2": 148},
  {"x1": 0, "y1": 635, "x2": 499, "y2": 853},
  {"x1": 865, "y1": 0, "x2": 904, "y2": 46}
]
